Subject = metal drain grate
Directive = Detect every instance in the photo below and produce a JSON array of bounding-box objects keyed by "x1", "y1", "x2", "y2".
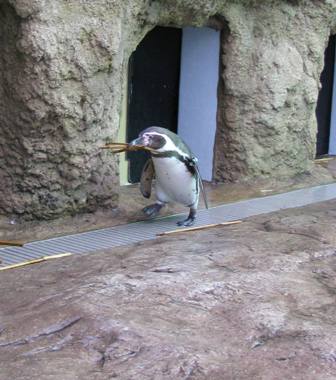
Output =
[{"x1": 1, "y1": 183, "x2": 336, "y2": 267}]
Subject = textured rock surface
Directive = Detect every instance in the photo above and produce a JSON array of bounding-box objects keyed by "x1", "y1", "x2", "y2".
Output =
[
  {"x1": 214, "y1": 1, "x2": 336, "y2": 181},
  {"x1": 0, "y1": 0, "x2": 335, "y2": 219},
  {"x1": 1, "y1": 201, "x2": 336, "y2": 379}
]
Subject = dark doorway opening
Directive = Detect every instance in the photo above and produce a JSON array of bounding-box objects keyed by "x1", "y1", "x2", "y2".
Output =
[
  {"x1": 126, "y1": 26, "x2": 182, "y2": 183},
  {"x1": 316, "y1": 35, "x2": 335, "y2": 156}
]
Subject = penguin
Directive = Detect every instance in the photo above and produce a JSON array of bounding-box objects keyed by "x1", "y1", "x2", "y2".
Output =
[{"x1": 129, "y1": 126, "x2": 208, "y2": 226}]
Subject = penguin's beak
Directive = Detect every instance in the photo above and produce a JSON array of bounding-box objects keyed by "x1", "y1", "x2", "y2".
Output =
[{"x1": 129, "y1": 136, "x2": 146, "y2": 147}]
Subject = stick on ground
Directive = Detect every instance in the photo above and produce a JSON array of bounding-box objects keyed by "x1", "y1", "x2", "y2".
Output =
[
  {"x1": 157, "y1": 220, "x2": 242, "y2": 236},
  {"x1": 0, "y1": 240, "x2": 24, "y2": 247},
  {"x1": 0, "y1": 253, "x2": 72, "y2": 272}
]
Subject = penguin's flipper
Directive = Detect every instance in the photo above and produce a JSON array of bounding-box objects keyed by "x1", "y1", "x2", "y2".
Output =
[
  {"x1": 193, "y1": 162, "x2": 209, "y2": 210},
  {"x1": 140, "y1": 158, "x2": 155, "y2": 199},
  {"x1": 184, "y1": 157, "x2": 209, "y2": 210},
  {"x1": 198, "y1": 174, "x2": 209, "y2": 210}
]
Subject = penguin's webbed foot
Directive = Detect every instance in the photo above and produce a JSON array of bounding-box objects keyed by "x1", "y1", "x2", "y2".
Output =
[
  {"x1": 177, "y1": 216, "x2": 195, "y2": 227},
  {"x1": 142, "y1": 203, "x2": 163, "y2": 218},
  {"x1": 177, "y1": 207, "x2": 197, "y2": 227}
]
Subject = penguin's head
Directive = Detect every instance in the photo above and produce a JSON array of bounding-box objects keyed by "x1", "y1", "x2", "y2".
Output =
[
  {"x1": 129, "y1": 126, "x2": 193, "y2": 157},
  {"x1": 129, "y1": 127, "x2": 169, "y2": 151}
]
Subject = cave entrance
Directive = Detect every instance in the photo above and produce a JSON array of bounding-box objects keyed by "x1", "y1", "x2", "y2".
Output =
[
  {"x1": 316, "y1": 35, "x2": 336, "y2": 156},
  {"x1": 126, "y1": 26, "x2": 182, "y2": 183},
  {"x1": 121, "y1": 25, "x2": 220, "y2": 184}
]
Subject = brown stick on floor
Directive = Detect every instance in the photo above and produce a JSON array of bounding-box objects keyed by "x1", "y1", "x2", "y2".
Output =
[
  {"x1": 157, "y1": 220, "x2": 242, "y2": 236},
  {"x1": 0, "y1": 240, "x2": 24, "y2": 247},
  {"x1": 0, "y1": 253, "x2": 73, "y2": 272}
]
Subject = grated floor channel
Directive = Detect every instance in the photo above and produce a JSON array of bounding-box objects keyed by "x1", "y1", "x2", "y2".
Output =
[{"x1": 1, "y1": 183, "x2": 336, "y2": 267}]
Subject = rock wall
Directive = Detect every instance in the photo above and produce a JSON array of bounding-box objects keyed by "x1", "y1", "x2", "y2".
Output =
[
  {"x1": 213, "y1": 1, "x2": 336, "y2": 181},
  {"x1": 0, "y1": 0, "x2": 137, "y2": 219},
  {"x1": 1, "y1": 0, "x2": 335, "y2": 219}
]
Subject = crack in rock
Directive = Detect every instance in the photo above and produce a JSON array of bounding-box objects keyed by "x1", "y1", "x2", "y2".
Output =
[
  {"x1": 151, "y1": 267, "x2": 180, "y2": 273},
  {"x1": 0, "y1": 316, "x2": 81, "y2": 348}
]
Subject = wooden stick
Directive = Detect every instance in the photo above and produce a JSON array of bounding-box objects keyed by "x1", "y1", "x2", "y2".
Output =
[
  {"x1": 104, "y1": 142, "x2": 128, "y2": 147},
  {"x1": 0, "y1": 253, "x2": 72, "y2": 272},
  {"x1": 157, "y1": 220, "x2": 242, "y2": 236},
  {"x1": 101, "y1": 142, "x2": 155, "y2": 153},
  {"x1": 315, "y1": 157, "x2": 335, "y2": 163},
  {"x1": 101, "y1": 143, "x2": 128, "y2": 150},
  {"x1": 0, "y1": 240, "x2": 24, "y2": 247}
]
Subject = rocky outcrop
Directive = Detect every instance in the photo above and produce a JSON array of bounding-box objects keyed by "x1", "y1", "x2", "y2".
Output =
[
  {"x1": 0, "y1": 0, "x2": 335, "y2": 219},
  {"x1": 214, "y1": 1, "x2": 336, "y2": 181}
]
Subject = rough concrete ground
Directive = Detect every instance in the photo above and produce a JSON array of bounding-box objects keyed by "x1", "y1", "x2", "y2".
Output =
[
  {"x1": 0, "y1": 161, "x2": 335, "y2": 243},
  {"x1": 1, "y1": 200, "x2": 336, "y2": 379}
]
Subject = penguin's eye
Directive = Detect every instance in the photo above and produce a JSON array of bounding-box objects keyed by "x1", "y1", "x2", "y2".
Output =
[{"x1": 149, "y1": 135, "x2": 165, "y2": 149}]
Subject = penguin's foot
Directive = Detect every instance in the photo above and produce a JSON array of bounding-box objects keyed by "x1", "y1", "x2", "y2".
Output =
[
  {"x1": 177, "y1": 216, "x2": 195, "y2": 227},
  {"x1": 142, "y1": 203, "x2": 163, "y2": 218},
  {"x1": 177, "y1": 207, "x2": 197, "y2": 227}
]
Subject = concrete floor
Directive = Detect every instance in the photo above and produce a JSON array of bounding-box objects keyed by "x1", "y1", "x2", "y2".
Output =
[
  {"x1": 2, "y1": 182, "x2": 336, "y2": 268},
  {"x1": 0, "y1": 159, "x2": 336, "y2": 378},
  {"x1": 0, "y1": 159, "x2": 335, "y2": 243},
  {"x1": 1, "y1": 199, "x2": 336, "y2": 379}
]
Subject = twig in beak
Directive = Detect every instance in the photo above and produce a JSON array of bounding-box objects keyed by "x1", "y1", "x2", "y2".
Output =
[{"x1": 101, "y1": 142, "x2": 155, "y2": 153}]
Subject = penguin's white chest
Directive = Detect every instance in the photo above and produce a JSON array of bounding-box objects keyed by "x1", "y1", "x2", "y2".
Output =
[{"x1": 152, "y1": 156, "x2": 198, "y2": 207}]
